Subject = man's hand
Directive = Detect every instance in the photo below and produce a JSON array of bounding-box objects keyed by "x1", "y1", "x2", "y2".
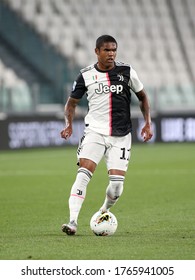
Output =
[
  {"x1": 60, "y1": 125, "x2": 72, "y2": 140},
  {"x1": 141, "y1": 123, "x2": 153, "y2": 142}
]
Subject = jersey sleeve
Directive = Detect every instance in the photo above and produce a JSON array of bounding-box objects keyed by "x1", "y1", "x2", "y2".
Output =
[
  {"x1": 129, "y1": 67, "x2": 144, "y2": 93},
  {"x1": 70, "y1": 73, "x2": 87, "y2": 99}
]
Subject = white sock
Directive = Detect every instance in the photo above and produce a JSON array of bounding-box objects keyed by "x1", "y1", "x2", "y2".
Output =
[
  {"x1": 100, "y1": 175, "x2": 124, "y2": 212},
  {"x1": 69, "y1": 167, "x2": 92, "y2": 224}
]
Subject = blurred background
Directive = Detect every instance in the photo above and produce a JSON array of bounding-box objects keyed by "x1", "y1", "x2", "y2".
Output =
[{"x1": 0, "y1": 0, "x2": 195, "y2": 149}]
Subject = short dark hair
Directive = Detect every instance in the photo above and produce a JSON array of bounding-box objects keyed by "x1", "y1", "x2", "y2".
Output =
[{"x1": 96, "y1": 35, "x2": 117, "y2": 49}]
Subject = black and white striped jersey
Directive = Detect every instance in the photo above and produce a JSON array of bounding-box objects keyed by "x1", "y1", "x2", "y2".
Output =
[{"x1": 70, "y1": 62, "x2": 143, "y2": 136}]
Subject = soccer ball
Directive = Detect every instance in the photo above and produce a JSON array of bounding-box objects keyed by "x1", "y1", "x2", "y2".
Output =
[{"x1": 90, "y1": 211, "x2": 118, "y2": 236}]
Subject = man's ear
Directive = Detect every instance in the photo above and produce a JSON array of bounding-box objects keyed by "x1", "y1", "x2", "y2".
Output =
[{"x1": 95, "y1": 48, "x2": 99, "y2": 55}]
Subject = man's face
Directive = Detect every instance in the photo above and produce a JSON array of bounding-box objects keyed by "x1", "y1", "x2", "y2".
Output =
[{"x1": 95, "y1": 42, "x2": 117, "y2": 70}]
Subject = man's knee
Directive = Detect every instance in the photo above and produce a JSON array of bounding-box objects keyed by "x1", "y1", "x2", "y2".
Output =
[{"x1": 79, "y1": 158, "x2": 97, "y2": 173}]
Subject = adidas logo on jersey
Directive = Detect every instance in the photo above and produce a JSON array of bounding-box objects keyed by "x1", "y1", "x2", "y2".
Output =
[{"x1": 95, "y1": 83, "x2": 123, "y2": 94}]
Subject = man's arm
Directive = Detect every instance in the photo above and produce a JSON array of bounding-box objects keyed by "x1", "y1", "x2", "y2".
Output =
[
  {"x1": 135, "y1": 88, "x2": 153, "y2": 142},
  {"x1": 60, "y1": 97, "x2": 80, "y2": 140}
]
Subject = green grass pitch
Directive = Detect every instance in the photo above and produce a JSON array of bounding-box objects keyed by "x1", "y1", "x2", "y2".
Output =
[{"x1": 0, "y1": 143, "x2": 194, "y2": 260}]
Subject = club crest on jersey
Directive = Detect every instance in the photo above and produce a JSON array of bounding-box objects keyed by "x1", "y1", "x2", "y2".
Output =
[
  {"x1": 117, "y1": 74, "x2": 124, "y2": 81},
  {"x1": 95, "y1": 83, "x2": 123, "y2": 94}
]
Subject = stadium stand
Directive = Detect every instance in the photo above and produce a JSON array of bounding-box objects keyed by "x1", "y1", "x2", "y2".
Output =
[
  {"x1": 0, "y1": 0, "x2": 195, "y2": 114},
  {"x1": 0, "y1": 58, "x2": 33, "y2": 112}
]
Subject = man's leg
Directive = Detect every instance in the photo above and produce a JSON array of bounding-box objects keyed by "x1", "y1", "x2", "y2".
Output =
[
  {"x1": 62, "y1": 159, "x2": 96, "y2": 235},
  {"x1": 100, "y1": 133, "x2": 131, "y2": 213},
  {"x1": 62, "y1": 130, "x2": 105, "y2": 235}
]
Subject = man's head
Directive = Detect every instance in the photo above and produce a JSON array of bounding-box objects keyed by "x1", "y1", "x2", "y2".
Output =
[
  {"x1": 95, "y1": 35, "x2": 118, "y2": 49},
  {"x1": 95, "y1": 35, "x2": 118, "y2": 71}
]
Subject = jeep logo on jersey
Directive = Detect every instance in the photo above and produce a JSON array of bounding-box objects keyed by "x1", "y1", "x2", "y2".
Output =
[{"x1": 95, "y1": 83, "x2": 123, "y2": 94}]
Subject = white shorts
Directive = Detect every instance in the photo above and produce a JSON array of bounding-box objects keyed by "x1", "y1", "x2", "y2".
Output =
[{"x1": 77, "y1": 128, "x2": 132, "y2": 171}]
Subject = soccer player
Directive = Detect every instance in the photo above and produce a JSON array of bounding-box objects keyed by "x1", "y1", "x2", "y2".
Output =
[{"x1": 60, "y1": 35, "x2": 153, "y2": 235}]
